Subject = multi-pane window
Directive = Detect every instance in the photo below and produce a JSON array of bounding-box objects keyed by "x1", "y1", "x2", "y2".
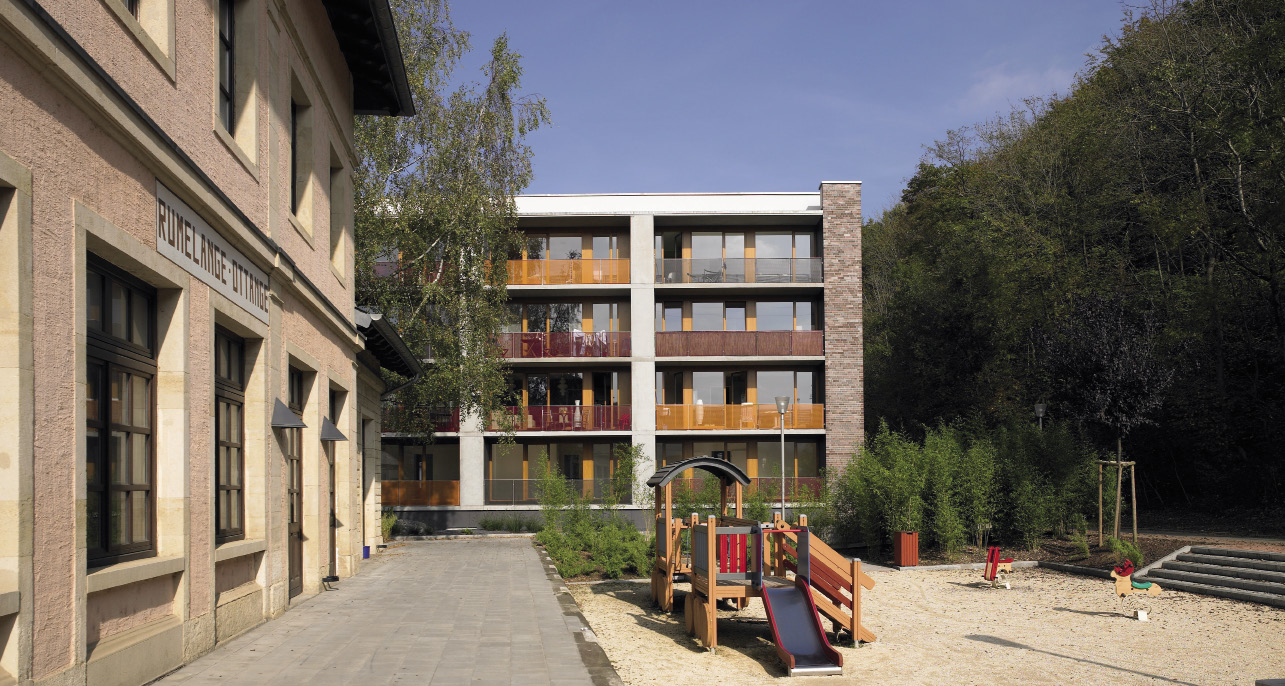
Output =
[
  {"x1": 86, "y1": 259, "x2": 155, "y2": 566},
  {"x1": 214, "y1": 328, "x2": 245, "y2": 542},
  {"x1": 757, "y1": 301, "x2": 817, "y2": 331},
  {"x1": 287, "y1": 367, "x2": 304, "y2": 530},
  {"x1": 217, "y1": 0, "x2": 234, "y2": 132}
]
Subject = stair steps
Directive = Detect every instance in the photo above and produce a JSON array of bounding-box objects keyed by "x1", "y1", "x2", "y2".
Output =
[{"x1": 1137, "y1": 546, "x2": 1285, "y2": 609}]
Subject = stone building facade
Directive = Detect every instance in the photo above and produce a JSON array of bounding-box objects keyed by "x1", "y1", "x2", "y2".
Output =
[{"x1": 0, "y1": 0, "x2": 415, "y2": 684}]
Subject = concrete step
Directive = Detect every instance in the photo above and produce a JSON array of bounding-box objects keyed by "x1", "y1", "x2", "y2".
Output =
[
  {"x1": 1143, "y1": 568, "x2": 1285, "y2": 596},
  {"x1": 1164, "y1": 561, "x2": 1285, "y2": 585},
  {"x1": 1188, "y1": 546, "x2": 1285, "y2": 563},
  {"x1": 1176, "y1": 553, "x2": 1285, "y2": 573},
  {"x1": 1144, "y1": 577, "x2": 1285, "y2": 609}
]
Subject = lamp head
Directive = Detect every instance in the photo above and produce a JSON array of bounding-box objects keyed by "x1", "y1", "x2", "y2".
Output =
[
  {"x1": 1034, "y1": 403, "x2": 1046, "y2": 418},
  {"x1": 775, "y1": 396, "x2": 790, "y2": 414}
]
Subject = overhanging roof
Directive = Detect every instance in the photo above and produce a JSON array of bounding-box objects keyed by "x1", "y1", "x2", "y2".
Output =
[
  {"x1": 646, "y1": 457, "x2": 751, "y2": 489},
  {"x1": 321, "y1": 0, "x2": 415, "y2": 116},
  {"x1": 355, "y1": 306, "x2": 422, "y2": 379}
]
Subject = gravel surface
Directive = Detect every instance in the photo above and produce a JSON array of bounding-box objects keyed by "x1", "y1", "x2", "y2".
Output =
[{"x1": 570, "y1": 568, "x2": 1284, "y2": 685}]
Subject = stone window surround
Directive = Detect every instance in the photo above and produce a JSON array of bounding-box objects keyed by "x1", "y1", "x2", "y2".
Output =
[
  {"x1": 211, "y1": 0, "x2": 260, "y2": 178},
  {"x1": 100, "y1": 0, "x2": 176, "y2": 82},
  {"x1": 0, "y1": 150, "x2": 34, "y2": 684}
]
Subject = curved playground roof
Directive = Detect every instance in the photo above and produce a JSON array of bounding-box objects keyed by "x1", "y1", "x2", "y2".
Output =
[{"x1": 646, "y1": 457, "x2": 751, "y2": 489}]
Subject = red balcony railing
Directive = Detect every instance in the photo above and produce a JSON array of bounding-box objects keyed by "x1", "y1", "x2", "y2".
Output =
[
  {"x1": 654, "y1": 331, "x2": 822, "y2": 356},
  {"x1": 497, "y1": 332, "x2": 632, "y2": 358},
  {"x1": 493, "y1": 405, "x2": 632, "y2": 431},
  {"x1": 382, "y1": 480, "x2": 461, "y2": 506}
]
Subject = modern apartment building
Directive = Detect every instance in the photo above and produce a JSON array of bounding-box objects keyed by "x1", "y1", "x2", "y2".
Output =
[
  {"x1": 382, "y1": 185, "x2": 863, "y2": 528},
  {"x1": 0, "y1": 1, "x2": 414, "y2": 684}
]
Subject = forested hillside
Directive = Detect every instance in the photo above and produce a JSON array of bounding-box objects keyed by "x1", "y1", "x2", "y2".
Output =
[{"x1": 863, "y1": 0, "x2": 1284, "y2": 508}]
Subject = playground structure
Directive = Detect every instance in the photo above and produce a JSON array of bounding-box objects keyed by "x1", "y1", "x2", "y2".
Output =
[
  {"x1": 648, "y1": 458, "x2": 876, "y2": 676},
  {"x1": 983, "y1": 546, "x2": 1014, "y2": 589},
  {"x1": 1111, "y1": 560, "x2": 1162, "y2": 620}
]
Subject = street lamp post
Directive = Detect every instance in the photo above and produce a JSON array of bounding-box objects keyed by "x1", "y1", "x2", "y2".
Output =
[
  {"x1": 775, "y1": 396, "x2": 790, "y2": 522},
  {"x1": 1034, "y1": 403, "x2": 1046, "y2": 430}
]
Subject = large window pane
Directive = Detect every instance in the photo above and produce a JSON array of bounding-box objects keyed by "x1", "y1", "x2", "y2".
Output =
[
  {"x1": 694, "y1": 441, "x2": 724, "y2": 461},
  {"x1": 527, "y1": 375, "x2": 548, "y2": 406},
  {"x1": 663, "y1": 303, "x2": 682, "y2": 332},
  {"x1": 795, "y1": 232, "x2": 815, "y2": 259},
  {"x1": 692, "y1": 372, "x2": 723, "y2": 405},
  {"x1": 726, "y1": 303, "x2": 746, "y2": 331},
  {"x1": 691, "y1": 302, "x2": 722, "y2": 331},
  {"x1": 691, "y1": 233, "x2": 722, "y2": 260},
  {"x1": 756, "y1": 233, "x2": 792, "y2": 259},
  {"x1": 549, "y1": 236, "x2": 581, "y2": 260},
  {"x1": 796, "y1": 301, "x2": 815, "y2": 331},
  {"x1": 797, "y1": 371, "x2": 815, "y2": 404},
  {"x1": 549, "y1": 303, "x2": 581, "y2": 333},
  {"x1": 757, "y1": 302, "x2": 793, "y2": 331},
  {"x1": 110, "y1": 282, "x2": 128, "y2": 340},
  {"x1": 757, "y1": 371, "x2": 794, "y2": 403},
  {"x1": 550, "y1": 373, "x2": 583, "y2": 406},
  {"x1": 726, "y1": 372, "x2": 748, "y2": 405},
  {"x1": 526, "y1": 304, "x2": 549, "y2": 333}
]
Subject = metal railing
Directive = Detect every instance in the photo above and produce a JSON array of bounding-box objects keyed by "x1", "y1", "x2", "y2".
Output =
[
  {"x1": 665, "y1": 476, "x2": 823, "y2": 500},
  {"x1": 384, "y1": 405, "x2": 461, "y2": 432},
  {"x1": 492, "y1": 405, "x2": 633, "y2": 432},
  {"x1": 655, "y1": 404, "x2": 824, "y2": 430},
  {"x1": 655, "y1": 258, "x2": 823, "y2": 284},
  {"x1": 654, "y1": 330, "x2": 822, "y2": 356},
  {"x1": 485, "y1": 478, "x2": 634, "y2": 505},
  {"x1": 382, "y1": 480, "x2": 461, "y2": 507},
  {"x1": 497, "y1": 332, "x2": 632, "y2": 358},
  {"x1": 508, "y1": 259, "x2": 630, "y2": 285}
]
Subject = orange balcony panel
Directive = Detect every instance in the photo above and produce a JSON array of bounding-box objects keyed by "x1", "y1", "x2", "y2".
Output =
[
  {"x1": 507, "y1": 259, "x2": 630, "y2": 285},
  {"x1": 655, "y1": 404, "x2": 824, "y2": 430},
  {"x1": 382, "y1": 480, "x2": 460, "y2": 507}
]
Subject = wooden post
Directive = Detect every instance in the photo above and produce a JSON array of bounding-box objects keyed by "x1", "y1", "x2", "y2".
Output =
[
  {"x1": 734, "y1": 482, "x2": 743, "y2": 519},
  {"x1": 1130, "y1": 464, "x2": 1138, "y2": 544},
  {"x1": 1115, "y1": 455, "x2": 1124, "y2": 540},
  {"x1": 1097, "y1": 462, "x2": 1103, "y2": 547},
  {"x1": 851, "y1": 558, "x2": 861, "y2": 642},
  {"x1": 719, "y1": 481, "x2": 728, "y2": 517}
]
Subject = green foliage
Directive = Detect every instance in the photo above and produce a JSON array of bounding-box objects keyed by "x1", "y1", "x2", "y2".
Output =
[
  {"x1": 827, "y1": 421, "x2": 1103, "y2": 552},
  {"x1": 1108, "y1": 537, "x2": 1145, "y2": 567},
  {"x1": 1071, "y1": 531, "x2": 1091, "y2": 561},
  {"x1": 354, "y1": 0, "x2": 550, "y2": 434},
  {"x1": 381, "y1": 509, "x2": 398, "y2": 542},
  {"x1": 863, "y1": 0, "x2": 1285, "y2": 508},
  {"x1": 533, "y1": 445, "x2": 652, "y2": 579},
  {"x1": 478, "y1": 514, "x2": 543, "y2": 533},
  {"x1": 393, "y1": 519, "x2": 433, "y2": 537}
]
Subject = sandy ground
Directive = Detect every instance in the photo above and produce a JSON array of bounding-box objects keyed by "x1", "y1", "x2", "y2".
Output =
[{"x1": 570, "y1": 569, "x2": 1285, "y2": 685}]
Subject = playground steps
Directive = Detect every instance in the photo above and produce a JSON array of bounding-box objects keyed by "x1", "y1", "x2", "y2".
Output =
[{"x1": 1138, "y1": 547, "x2": 1285, "y2": 609}]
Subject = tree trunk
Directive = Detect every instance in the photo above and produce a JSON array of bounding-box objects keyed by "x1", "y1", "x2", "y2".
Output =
[{"x1": 1114, "y1": 436, "x2": 1124, "y2": 540}]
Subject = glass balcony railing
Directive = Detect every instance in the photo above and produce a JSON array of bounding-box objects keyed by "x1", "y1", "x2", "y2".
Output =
[
  {"x1": 654, "y1": 331, "x2": 822, "y2": 356},
  {"x1": 382, "y1": 480, "x2": 461, "y2": 507},
  {"x1": 654, "y1": 404, "x2": 824, "y2": 431},
  {"x1": 384, "y1": 405, "x2": 461, "y2": 432},
  {"x1": 497, "y1": 332, "x2": 632, "y2": 358},
  {"x1": 664, "y1": 477, "x2": 823, "y2": 501},
  {"x1": 508, "y1": 259, "x2": 630, "y2": 285},
  {"x1": 492, "y1": 405, "x2": 633, "y2": 432},
  {"x1": 485, "y1": 478, "x2": 634, "y2": 505},
  {"x1": 655, "y1": 257, "x2": 823, "y2": 284}
]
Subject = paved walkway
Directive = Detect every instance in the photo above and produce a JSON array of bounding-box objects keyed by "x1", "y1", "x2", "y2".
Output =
[{"x1": 160, "y1": 539, "x2": 607, "y2": 685}]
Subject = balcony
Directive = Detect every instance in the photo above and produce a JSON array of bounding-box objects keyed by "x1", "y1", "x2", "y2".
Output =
[
  {"x1": 655, "y1": 258, "x2": 823, "y2": 284},
  {"x1": 382, "y1": 480, "x2": 461, "y2": 507},
  {"x1": 508, "y1": 259, "x2": 630, "y2": 285},
  {"x1": 498, "y1": 332, "x2": 632, "y2": 358},
  {"x1": 655, "y1": 331, "x2": 822, "y2": 357},
  {"x1": 384, "y1": 405, "x2": 461, "y2": 433},
  {"x1": 493, "y1": 405, "x2": 633, "y2": 432},
  {"x1": 655, "y1": 404, "x2": 824, "y2": 431},
  {"x1": 485, "y1": 478, "x2": 634, "y2": 505}
]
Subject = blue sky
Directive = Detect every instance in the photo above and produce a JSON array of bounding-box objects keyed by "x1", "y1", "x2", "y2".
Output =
[{"x1": 448, "y1": 1, "x2": 1129, "y2": 217}]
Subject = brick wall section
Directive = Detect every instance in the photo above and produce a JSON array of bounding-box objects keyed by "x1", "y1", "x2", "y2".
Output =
[{"x1": 821, "y1": 182, "x2": 863, "y2": 473}]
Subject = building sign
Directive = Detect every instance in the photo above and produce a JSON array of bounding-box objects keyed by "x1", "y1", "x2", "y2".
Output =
[{"x1": 156, "y1": 182, "x2": 270, "y2": 323}]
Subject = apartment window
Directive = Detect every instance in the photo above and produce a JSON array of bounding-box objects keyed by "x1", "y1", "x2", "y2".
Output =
[
  {"x1": 217, "y1": 0, "x2": 234, "y2": 131},
  {"x1": 592, "y1": 235, "x2": 619, "y2": 259},
  {"x1": 758, "y1": 301, "x2": 816, "y2": 331},
  {"x1": 757, "y1": 370, "x2": 817, "y2": 405},
  {"x1": 691, "y1": 302, "x2": 722, "y2": 331},
  {"x1": 125, "y1": 0, "x2": 140, "y2": 18},
  {"x1": 214, "y1": 327, "x2": 245, "y2": 542},
  {"x1": 86, "y1": 259, "x2": 156, "y2": 566},
  {"x1": 289, "y1": 81, "x2": 314, "y2": 227},
  {"x1": 286, "y1": 367, "x2": 304, "y2": 537}
]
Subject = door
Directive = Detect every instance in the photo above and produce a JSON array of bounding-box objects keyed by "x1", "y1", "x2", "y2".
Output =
[{"x1": 286, "y1": 425, "x2": 303, "y2": 598}]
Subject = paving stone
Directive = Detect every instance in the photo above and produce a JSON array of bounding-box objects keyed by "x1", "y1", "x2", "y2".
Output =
[{"x1": 157, "y1": 540, "x2": 597, "y2": 685}]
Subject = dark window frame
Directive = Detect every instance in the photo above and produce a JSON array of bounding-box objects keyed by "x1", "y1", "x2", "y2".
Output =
[
  {"x1": 214, "y1": 326, "x2": 246, "y2": 542},
  {"x1": 289, "y1": 100, "x2": 299, "y2": 214},
  {"x1": 286, "y1": 366, "x2": 304, "y2": 532},
  {"x1": 217, "y1": 0, "x2": 235, "y2": 132},
  {"x1": 86, "y1": 257, "x2": 157, "y2": 568},
  {"x1": 124, "y1": 0, "x2": 140, "y2": 19}
]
